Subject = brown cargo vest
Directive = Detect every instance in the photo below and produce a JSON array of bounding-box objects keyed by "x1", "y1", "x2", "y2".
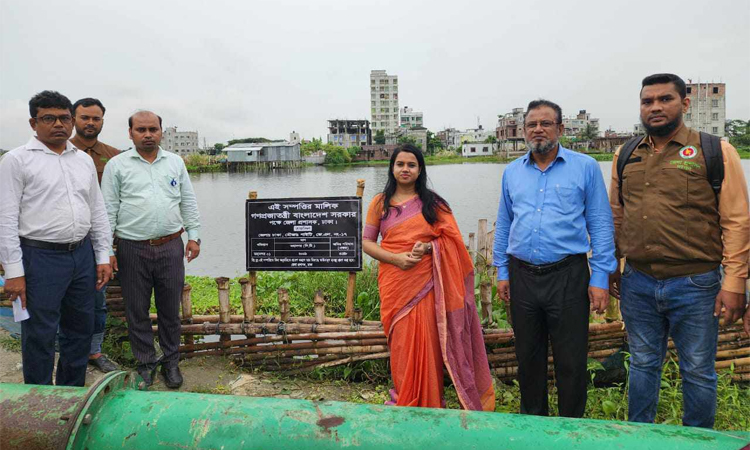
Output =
[{"x1": 620, "y1": 126, "x2": 722, "y2": 279}]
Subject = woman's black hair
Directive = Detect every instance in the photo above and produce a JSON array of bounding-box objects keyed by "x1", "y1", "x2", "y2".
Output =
[{"x1": 382, "y1": 143, "x2": 450, "y2": 225}]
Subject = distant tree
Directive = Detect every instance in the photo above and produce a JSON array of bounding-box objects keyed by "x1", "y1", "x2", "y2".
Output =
[
  {"x1": 559, "y1": 136, "x2": 573, "y2": 148},
  {"x1": 301, "y1": 137, "x2": 324, "y2": 156},
  {"x1": 347, "y1": 146, "x2": 361, "y2": 159},
  {"x1": 374, "y1": 130, "x2": 386, "y2": 145},
  {"x1": 726, "y1": 119, "x2": 750, "y2": 148},
  {"x1": 214, "y1": 143, "x2": 226, "y2": 152},
  {"x1": 227, "y1": 137, "x2": 275, "y2": 146},
  {"x1": 484, "y1": 135, "x2": 497, "y2": 144},
  {"x1": 578, "y1": 123, "x2": 599, "y2": 142},
  {"x1": 426, "y1": 131, "x2": 444, "y2": 156},
  {"x1": 324, "y1": 146, "x2": 352, "y2": 165}
]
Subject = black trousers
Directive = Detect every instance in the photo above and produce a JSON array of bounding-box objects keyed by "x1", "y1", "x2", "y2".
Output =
[
  {"x1": 509, "y1": 254, "x2": 590, "y2": 417},
  {"x1": 118, "y1": 238, "x2": 184, "y2": 369}
]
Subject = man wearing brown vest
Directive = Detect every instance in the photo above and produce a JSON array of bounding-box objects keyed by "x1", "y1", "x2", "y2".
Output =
[
  {"x1": 70, "y1": 98, "x2": 120, "y2": 373},
  {"x1": 609, "y1": 73, "x2": 749, "y2": 428}
]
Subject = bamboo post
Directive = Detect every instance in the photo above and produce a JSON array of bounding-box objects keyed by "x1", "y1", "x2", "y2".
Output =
[
  {"x1": 278, "y1": 288, "x2": 290, "y2": 322},
  {"x1": 352, "y1": 308, "x2": 363, "y2": 325},
  {"x1": 476, "y1": 220, "x2": 492, "y2": 324},
  {"x1": 239, "y1": 277, "x2": 255, "y2": 322},
  {"x1": 468, "y1": 233, "x2": 476, "y2": 259},
  {"x1": 314, "y1": 290, "x2": 326, "y2": 325},
  {"x1": 181, "y1": 285, "x2": 194, "y2": 346},
  {"x1": 216, "y1": 277, "x2": 231, "y2": 347},
  {"x1": 345, "y1": 179, "x2": 366, "y2": 318},
  {"x1": 247, "y1": 190, "x2": 259, "y2": 324}
]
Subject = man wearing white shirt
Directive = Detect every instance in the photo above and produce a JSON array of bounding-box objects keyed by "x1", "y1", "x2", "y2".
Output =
[{"x1": 0, "y1": 91, "x2": 113, "y2": 386}]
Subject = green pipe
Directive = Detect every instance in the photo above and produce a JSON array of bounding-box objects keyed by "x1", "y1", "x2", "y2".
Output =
[{"x1": 1, "y1": 371, "x2": 748, "y2": 450}]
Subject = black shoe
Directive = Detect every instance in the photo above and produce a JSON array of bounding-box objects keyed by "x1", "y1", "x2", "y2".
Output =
[
  {"x1": 137, "y1": 364, "x2": 158, "y2": 389},
  {"x1": 161, "y1": 365, "x2": 183, "y2": 389},
  {"x1": 89, "y1": 354, "x2": 119, "y2": 373}
]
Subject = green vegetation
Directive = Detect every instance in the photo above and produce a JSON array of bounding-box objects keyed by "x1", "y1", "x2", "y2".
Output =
[
  {"x1": 374, "y1": 130, "x2": 386, "y2": 145},
  {"x1": 184, "y1": 153, "x2": 226, "y2": 173},
  {"x1": 324, "y1": 146, "x2": 353, "y2": 165},
  {"x1": 0, "y1": 335, "x2": 21, "y2": 352},
  {"x1": 727, "y1": 119, "x2": 750, "y2": 149},
  {"x1": 227, "y1": 137, "x2": 275, "y2": 146}
]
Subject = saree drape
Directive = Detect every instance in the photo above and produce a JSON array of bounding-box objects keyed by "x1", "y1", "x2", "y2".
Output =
[{"x1": 364, "y1": 194, "x2": 495, "y2": 411}]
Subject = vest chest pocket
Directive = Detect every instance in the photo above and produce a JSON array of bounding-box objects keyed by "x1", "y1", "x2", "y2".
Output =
[{"x1": 622, "y1": 165, "x2": 645, "y2": 202}]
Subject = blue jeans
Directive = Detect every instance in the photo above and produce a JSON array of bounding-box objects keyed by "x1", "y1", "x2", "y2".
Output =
[
  {"x1": 90, "y1": 285, "x2": 108, "y2": 355},
  {"x1": 620, "y1": 262, "x2": 720, "y2": 428}
]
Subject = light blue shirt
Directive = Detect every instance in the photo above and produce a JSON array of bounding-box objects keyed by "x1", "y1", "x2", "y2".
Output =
[
  {"x1": 101, "y1": 148, "x2": 200, "y2": 247},
  {"x1": 492, "y1": 145, "x2": 616, "y2": 290}
]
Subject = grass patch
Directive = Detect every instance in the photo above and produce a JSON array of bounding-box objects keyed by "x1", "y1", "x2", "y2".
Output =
[{"x1": 0, "y1": 335, "x2": 21, "y2": 352}]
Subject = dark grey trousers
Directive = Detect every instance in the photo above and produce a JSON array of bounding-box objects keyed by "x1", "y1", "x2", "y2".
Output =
[{"x1": 117, "y1": 237, "x2": 184, "y2": 369}]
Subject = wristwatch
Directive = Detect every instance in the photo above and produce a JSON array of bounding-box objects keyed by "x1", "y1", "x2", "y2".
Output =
[{"x1": 194, "y1": 239, "x2": 201, "y2": 246}]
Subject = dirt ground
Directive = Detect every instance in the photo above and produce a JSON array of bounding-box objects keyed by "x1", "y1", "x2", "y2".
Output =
[{"x1": 0, "y1": 328, "x2": 387, "y2": 403}]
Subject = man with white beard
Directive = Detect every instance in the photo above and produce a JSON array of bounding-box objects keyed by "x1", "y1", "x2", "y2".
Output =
[{"x1": 492, "y1": 99, "x2": 616, "y2": 418}]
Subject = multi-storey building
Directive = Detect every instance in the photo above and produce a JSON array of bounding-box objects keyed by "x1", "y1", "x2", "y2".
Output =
[
  {"x1": 562, "y1": 110, "x2": 599, "y2": 137},
  {"x1": 327, "y1": 119, "x2": 371, "y2": 148},
  {"x1": 684, "y1": 82, "x2": 726, "y2": 137},
  {"x1": 400, "y1": 106, "x2": 423, "y2": 129},
  {"x1": 370, "y1": 70, "x2": 399, "y2": 138},
  {"x1": 436, "y1": 128, "x2": 462, "y2": 149},
  {"x1": 162, "y1": 126, "x2": 200, "y2": 155}
]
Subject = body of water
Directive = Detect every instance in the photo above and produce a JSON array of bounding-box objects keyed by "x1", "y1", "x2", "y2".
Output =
[{"x1": 185, "y1": 160, "x2": 750, "y2": 277}]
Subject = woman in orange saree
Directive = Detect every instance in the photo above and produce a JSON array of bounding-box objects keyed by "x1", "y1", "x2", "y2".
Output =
[{"x1": 362, "y1": 144, "x2": 495, "y2": 411}]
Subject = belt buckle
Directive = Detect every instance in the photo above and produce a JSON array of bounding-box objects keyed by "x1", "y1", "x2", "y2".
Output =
[
  {"x1": 67, "y1": 242, "x2": 77, "y2": 251},
  {"x1": 149, "y1": 239, "x2": 158, "y2": 246}
]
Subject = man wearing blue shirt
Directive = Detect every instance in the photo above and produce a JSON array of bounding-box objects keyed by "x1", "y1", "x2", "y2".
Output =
[{"x1": 493, "y1": 99, "x2": 616, "y2": 418}]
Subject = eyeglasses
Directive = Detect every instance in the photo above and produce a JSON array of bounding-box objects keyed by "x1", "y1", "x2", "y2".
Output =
[
  {"x1": 77, "y1": 115, "x2": 103, "y2": 123},
  {"x1": 524, "y1": 121, "x2": 558, "y2": 130},
  {"x1": 36, "y1": 114, "x2": 73, "y2": 125}
]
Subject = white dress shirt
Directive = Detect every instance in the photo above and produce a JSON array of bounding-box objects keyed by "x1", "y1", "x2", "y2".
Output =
[{"x1": 0, "y1": 137, "x2": 112, "y2": 278}]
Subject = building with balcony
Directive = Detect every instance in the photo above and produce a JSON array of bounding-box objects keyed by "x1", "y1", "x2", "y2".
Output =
[
  {"x1": 562, "y1": 110, "x2": 599, "y2": 137},
  {"x1": 400, "y1": 106, "x2": 423, "y2": 129},
  {"x1": 327, "y1": 119, "x2": 371, "y2": 149},
  {"x1": 370, "y1": 70, "x2": 399, "y2": 139}
]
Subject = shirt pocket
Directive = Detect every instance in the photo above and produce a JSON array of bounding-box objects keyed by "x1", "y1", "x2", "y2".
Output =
[
  {"x1": 554, "y1": 183, "x2": 583, "y2": 213},
  {"x1": 161, "y1": 173, "x2": 181, "y2": 199},
  {"x1": 70, "y1": 169, "x2": 92, "y2": 196}
]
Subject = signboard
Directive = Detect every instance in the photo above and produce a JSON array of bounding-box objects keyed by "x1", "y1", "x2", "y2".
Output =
[{"x1": 246, "y1": 197, "x2": 362, "y2": 271}]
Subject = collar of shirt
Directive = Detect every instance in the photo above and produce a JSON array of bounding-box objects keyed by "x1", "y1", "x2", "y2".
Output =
[
  {"x1": 520, "y1": 144, "x2": 569, "y2": 168},
  {"x1": 126, "y1": 147, "x2": 166, "y2": 163},
  {"x1": 26, "y1": 136, "x2": 77, "y2": 155},
  {"x1": 70, "y1": 135, "x2": 100, "y2": 154},
  {"x1": 644, "y1": 124, "x2": 689, "y2": 150}
]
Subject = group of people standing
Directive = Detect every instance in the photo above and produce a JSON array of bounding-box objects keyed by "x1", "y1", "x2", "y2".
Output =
[
  {"x1": 1, "y1": 73, "x2": 748, "y2": 430},
  {"x1": 364, "y1": 73, "x2": 750, "y2": 429},
  {"x1": 0, "y1": 91, "x2": 201, "y2": 389}
]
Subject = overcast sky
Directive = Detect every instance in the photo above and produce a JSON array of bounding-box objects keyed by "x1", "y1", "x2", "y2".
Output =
[{"x1": 1, "y1": 0, "x2": 748, "y2": 150}]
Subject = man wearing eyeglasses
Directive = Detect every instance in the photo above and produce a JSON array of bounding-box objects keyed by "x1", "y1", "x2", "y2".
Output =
[
  {"x1": 492, "y1": 99, "x2": 616, "y2": 418},
  {"x1": 70, "y1": 97, "x2": 121, "y2": 373},
  {"x1": 0, "y1": 90, "x2": 113, "y2": 386}
]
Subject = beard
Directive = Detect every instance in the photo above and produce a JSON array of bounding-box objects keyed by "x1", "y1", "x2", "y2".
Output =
[
  {"x1": 526, "y1": 138, "x2": 557, "y2": 155},
  {"x1": 76, "y1": 126, "x2": 101, "y2": 139},
  {"x1": 641, "y1": 115, "x2": 680, "y2": 137}
]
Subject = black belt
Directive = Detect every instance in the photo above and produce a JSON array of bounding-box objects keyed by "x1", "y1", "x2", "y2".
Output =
[
  {"x1": 20, "y1": 236, "x2": 87, "y2": 252},
  {"x1": 514, "y1": 254, "x2": 585, "y2": 276}
]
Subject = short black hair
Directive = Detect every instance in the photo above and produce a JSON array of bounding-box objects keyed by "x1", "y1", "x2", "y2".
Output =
[
  {"x1": 128, "y1": 111, "x2": 163, "y2": 129},
  {"x1": 73, "y1": 98, "x2": 106, "y2": 116},
  {"x1": 524, "y1": 99, "x2": 562, "y2": 124},
  {"x1": 29, "y1": 90, "x2": 73, "y2": 118},
  {"x1": 641, "y1": 73, "x2": 687, "y2": 99}
]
